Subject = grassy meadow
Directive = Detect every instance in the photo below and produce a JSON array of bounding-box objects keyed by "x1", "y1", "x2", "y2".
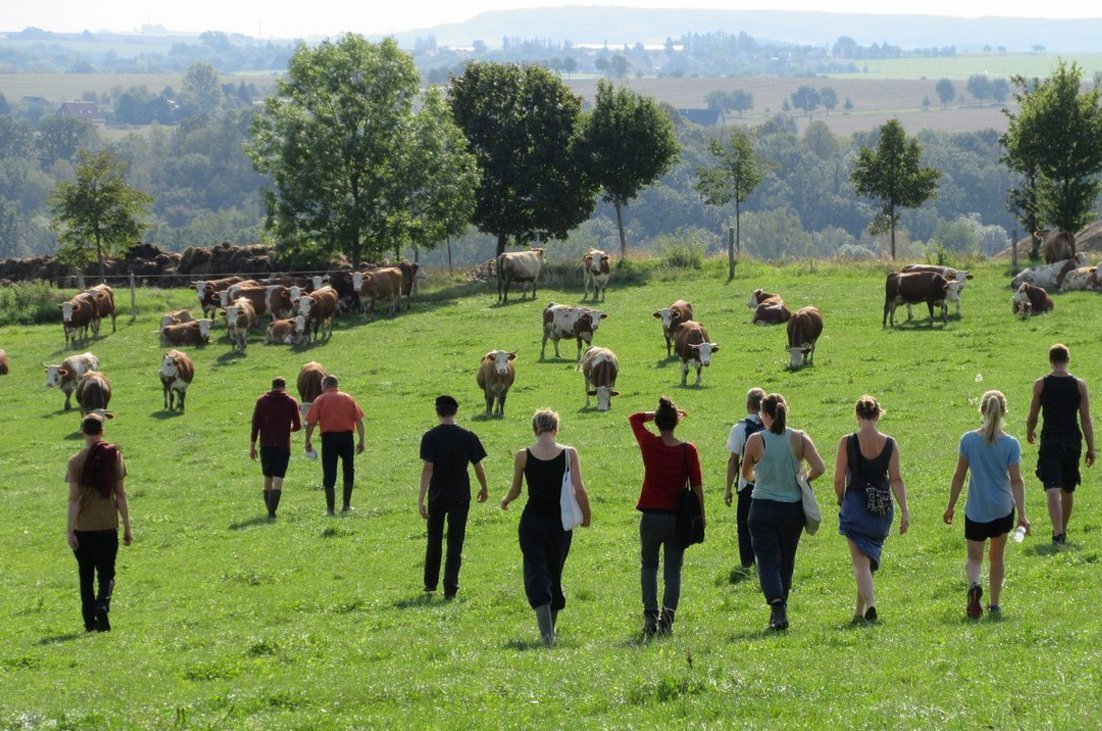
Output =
[{"x1": 1, "y1": 258, "x2": 1100, "y2": 729}]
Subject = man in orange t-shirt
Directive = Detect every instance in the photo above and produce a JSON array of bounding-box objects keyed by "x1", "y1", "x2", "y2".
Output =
[{"x1": 304, "y1": 375, "x2": 365, "y2": 514}]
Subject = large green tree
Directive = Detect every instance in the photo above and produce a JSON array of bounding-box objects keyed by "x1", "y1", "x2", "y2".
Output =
[
  {"x1": 1002, "y1": 60, "x2": 1102, "y2": 251},
  {"x1": 693, "y1": 127, "x2": 767, "y2": 279},
  {"x1": 851, "y1": 119, "x2": 941, "y2": 259},
  {"x1": 249, "y1": 35, "x2": 470, "y2": 265},
  {"x1": 49, "y1": 149, "x2": 152, "y2": 282},
  {"x1": 448, "y1": 62, "x2": 598, "y2": 257},
  {"x1": 580, "y1": 80, "x2": 679, "y2": 258}
]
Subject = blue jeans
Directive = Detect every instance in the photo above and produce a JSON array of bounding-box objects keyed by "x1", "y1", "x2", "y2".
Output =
[
  {"x1": 749, "y1": 499, "x2": 804, "y2": 605},
  {"x1": 639, "y1": 512, "x2": 684, "y2": 614}
]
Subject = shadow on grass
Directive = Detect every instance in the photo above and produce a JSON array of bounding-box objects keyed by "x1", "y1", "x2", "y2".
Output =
[
  {"x1": 1026, "y1": 542, "x2": 1075, "y2": 557},
  {"x1": 214, "y1": 350, "x2": 247, "y2": 366},
  {"x1": 471, "y1": 412, "x2": 504, "y2": 422},
  {"x1": 504, "y1": 638, "x2": 550, "y2": 651},
  {"x1": 37, "y1": 631, "x2": 86, "y2": 646},
  {"x1": 148, "y1": 409, "x2": 184, "y2": 420},
  {"x1": 728, "y1": 568, "x2": 754, "y2": 585},
  {"x1": 653, "y1": 357, "x2": 675, "y2": 369},
  {"x1": 63, "y1": 430, "x2": 84, "y2": 441},
  {"x1": 40, "y1": 406, "x2": 75, "y2": 420},
  {"x1": 228, "y1": 515, "x2": 271, "y2": 531},
  {"x1": 393, "y1": 593, "x2": 437, "y2": 609}
]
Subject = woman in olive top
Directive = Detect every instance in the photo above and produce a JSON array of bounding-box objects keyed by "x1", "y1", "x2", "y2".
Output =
[{"x1": 741, "y1": 393, "x2": 825, "y2": 631}]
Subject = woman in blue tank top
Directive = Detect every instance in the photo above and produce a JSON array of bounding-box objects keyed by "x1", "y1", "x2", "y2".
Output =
[{"x1": 741, "y1": 393, "x2": 825, "y2": 631}]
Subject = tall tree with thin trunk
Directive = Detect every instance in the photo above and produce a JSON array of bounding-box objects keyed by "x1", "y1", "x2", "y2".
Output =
[
  {"x1": 49, "y1": 149, "x2": 151, "y2": 283},
  {"x1": 580, "y1": 80, "x2": 679, "y2": 259},
  {"x1": 693, "y1": 128, "x2": 766, "y2": 280},
  {"x1": 851, "y1": 119, "x2": 940, "y2": 260}
]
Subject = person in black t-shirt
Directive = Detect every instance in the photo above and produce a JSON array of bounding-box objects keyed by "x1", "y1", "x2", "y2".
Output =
[
  {"x1": 419, "y1": 395, "x2": 489, "y2": 599},
  {"x1": 1026, "y1": 344, "x2": 1095, "y2": 544}
]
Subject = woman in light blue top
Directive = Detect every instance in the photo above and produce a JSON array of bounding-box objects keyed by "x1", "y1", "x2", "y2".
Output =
[
  {"x1": 742, "y1": 393, "x2": 825, "y2": 631},
  {"x1": 944, "y1": 390, "x2": 1029, "y2": 619}
]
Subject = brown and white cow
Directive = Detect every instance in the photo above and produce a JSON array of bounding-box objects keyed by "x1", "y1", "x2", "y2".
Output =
[
  {"x1": 190, "y1": 276, "x2": 246, "y2": 318},
  {"x1": 160, "y1": 309, "x2": 195, "y2": 330},
  {"x1": 159, "y1": 350, "x2": 195, "y2": 412},
  {"x1": 266, "y1": 316, "x2": 308, "y2": 346},
  {"x1": 747, "y1": 289, "x2": 792, "y2": 325},
  {"x1": 44, "y1": 352, "x2": 99, "y2": 411},
  {"x1": 260, "y1": 274, "x2": 312, "y2": 289},
  {"x1": 225, "y1": 297, "x2": 258, "y2": 353},
  {"x1": 1012, "y1": 283, "x2": 1054, "y2": 319},
  {"x1": 297, "y1": 285, "x2": 338, "y2": 341},
  {"x1": 357, "y1": 268, "x2": 403, "y2": 317},
  {"x1": 900, "y1": 264, "x2": 972, "y2": 317},
  {"x1": 60, "y1": 292, "x2": 100, "y2": 346},
  {"x1": 313, "y1": 270, "x2": 360, "y2": 313},
  {"x1": 75, "y1": 371, "x2": 111, "y2": 417},
  {"x1": 1059, "y1": 266, "x2": 1100, "y2": 292},
  {"x1": 1011, "y1": 254, "x2": 1089, "y2": 292},
  {"x1": 160, "y1": 319, "x2": 213, "y2": 347},
  {"x1": 653, "y1": 299, "x2": 694, "y2": 357},
  {"x1": 85, "y1": 284, "x2": 116, "y2": 334},
  {"x1": 476, "y1": 350, "x2": 517, "y2": 417},
  {"x1": 583, "y1": 249, "x2": 611, "y2": 302},
  {"x1": 786, "y1": 307, "x2": 824, "y2": 370},
  {"x1": 297, "y1": 361, "x2": 328, "y2": 419},
  {"x1": 578, "y1": 346, "x2": 620, "y2": 411},
  {"x1": 1037, "y1": 228, "x2": 1076, "y2": 263},
  {"x1": 674, "y1": 321, "x2": 718, "y2": 386},
  {"x1": 0, "y1": 349, "x2": 9, "y2": 376},
  {"x1": 217, "y1": 283, "x2": 290, "y2": 319},
  {"x1": 884, "y1": 271, "x2": 949, "y2": 327},
  {"x1": 215, "y1": 280, "x2": 263, "y2": 309},
  {"x1": 497, "y1": 248, "x2": 545, "y2": 303},
  {"x1": 541, "y1": 303, "x2": 607, "y2": 360}
]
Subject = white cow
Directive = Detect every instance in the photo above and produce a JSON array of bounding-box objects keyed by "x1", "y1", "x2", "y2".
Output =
[
  {"x1": 497, "y1": 248, "x2": 545, "y2": 303},
  {"x1": 476, "y1": 350, "x2": 517, "y2": 417},
  {"x1": 224, "y1": 298, "x2": 257, "y2": 353},
  {"x1": 583, "y1": 249, "x2": 611, "y2": 301},
  {"x1": 541, "y1": 303, "x2": 607, "y2": 360},
  {"x1": 1011, "y1": 254, "x2": 1090, "y2": 292},
  {"x1": 1060, "y1": 266, "x2": 1100, "y2": 292}
]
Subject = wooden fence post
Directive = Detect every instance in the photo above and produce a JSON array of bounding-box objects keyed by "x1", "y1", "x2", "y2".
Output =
[
  {"x1": 130, "y1": 273, "x2": 137, "y2": 322},
  {"x1": 1011, "y1": 230, "x2": 1018, "y2": 275}
]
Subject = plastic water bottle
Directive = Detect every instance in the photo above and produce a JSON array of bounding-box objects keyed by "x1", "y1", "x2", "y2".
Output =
[{"x1": 1012, "y1": 526, "x2": 1027, "y2": 543}]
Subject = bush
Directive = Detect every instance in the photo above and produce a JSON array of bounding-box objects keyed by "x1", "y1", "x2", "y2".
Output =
[
  {"x1": 836, "y1": 244, "x2": 877, "y2": 260},
  {"x1": 0, "y1": 280, "x2": 64, "y2": 326},
  {"x1": 658, "y1": 239, "x2": 706, "y2": 269}
]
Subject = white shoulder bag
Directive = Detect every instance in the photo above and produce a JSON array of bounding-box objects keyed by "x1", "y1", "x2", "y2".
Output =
[{"x1": 560, "y1": 448, "x2": 584, "y2": 531}]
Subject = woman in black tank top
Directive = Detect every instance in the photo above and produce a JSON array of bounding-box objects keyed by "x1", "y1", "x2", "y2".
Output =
[{"x1": 500, "y1": 409, "x2": 591, "y2": 646}]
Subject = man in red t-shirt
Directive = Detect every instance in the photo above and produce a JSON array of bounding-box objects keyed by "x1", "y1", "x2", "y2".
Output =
[
  {"x1": 250, "y1": 377, "x2": 301, "y2": 519},
  {"x1": 304, "y1": 375, "x2": 365, "y2": 515}
]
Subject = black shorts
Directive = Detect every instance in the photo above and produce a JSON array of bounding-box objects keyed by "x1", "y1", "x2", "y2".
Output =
[
  {"x1": 260, "y1": 447, "x2": 291, "y2": 478},
  {"x1": 1036, "y1": 442, "x2": 1081, "y2": 492},
  {"x1": 965, "y1": 509, "x2": 1015, "y2": 542}
]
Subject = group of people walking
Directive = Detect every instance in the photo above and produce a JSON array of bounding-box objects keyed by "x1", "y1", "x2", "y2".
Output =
[{"x1": 64, "y1": 344, "x2": 1092, "y2": 642}]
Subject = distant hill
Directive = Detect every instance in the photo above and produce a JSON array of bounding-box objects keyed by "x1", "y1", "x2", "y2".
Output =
[{"x1": 384, "y1": 7, "x2": 1102, "y2": 53}]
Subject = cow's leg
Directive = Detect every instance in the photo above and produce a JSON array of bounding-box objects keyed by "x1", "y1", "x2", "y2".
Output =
[
  {"x1": 905, "y1": 303, "x2": 914, "y2": 321},
  {"x1": 64, "y1": 390, "x2": 73, "y2": 411},
  {"x1": 111, "y1": 312, "x2": 117, "y2": 333},
  {"x1": 583, "y1": 277, "x2": 590, "y2": 301},
  {"x1": 484, "y1": 390, "x2": 493, "y2": 415},
  {"x1": 665, "y1": 335, "x2": 672, "y2": 358},
  {"x1": 163, "y1": 382, "x2": 169, "y2": 410},
  {"x1": 576, "y1": 338, "x2": 583, "y2": 361},
  {"x1": 554, "y1": 338, "x2": 561, "y2": 359},
  {"x1": 497, "y1": 389, "x2": 507, "y2": 417},
  {"x1": 540, "y1": 334, "x2": 548, "y2": 360},
  {"x1": 680, "y1": 362, "x2": 689, "y2": 386},
  {"x1": 178, "y1": 388, "x2": 186, "y2": 413},
  {"x1": 695, "y1": 365, "x2": 702, "y2": 387}
]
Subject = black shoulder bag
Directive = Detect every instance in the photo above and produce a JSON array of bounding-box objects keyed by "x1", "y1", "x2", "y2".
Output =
[{"x1": 675, "y1": 444, "x2": 705, "y2": 549}]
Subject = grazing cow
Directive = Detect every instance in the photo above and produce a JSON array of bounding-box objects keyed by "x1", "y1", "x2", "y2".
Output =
[
  {"x1": 541, "y1": 303, "x2": 608, "y2": 360},
  {"x1": 44, "y1": 352, "x2": 99, "y2": 411},
  {"x1": 583, "y1": 249, "x2": 611, "y2": 301},
  {"x1": 1059, "y1": 266, "x2": 1100, "y2": 292},
  {"x1": 225, "y1": 297, "x2": 258, "y2": 353},
  {"x1": 216, "y1": 280, "x2": 263, "y2": 309},
  {"x1": 786, "y1": 307, "x2": 824, "y2": 370},
  {"x1": 297, "y1": 285, "x2": 338, "y2": 341},
  {"x1": 884, "y1": 271, "x2": 949, "y2": 327},
  {"x1": 476, "y1": 350, "x2": 517, "y2": 417},
  {"x1": 578, "y1": 346, "x2": 620, "y2": 411},
  {"x1": 674, "y1": 321, "x2": 718, "y2": 387},
  {"x1": 160, "y1": 309, "x2": 195, "y2": 329},
  {"x1": 297, "y1": 361, "x2": 328, "y2": 419},
  {"x1": 0, "y1": 349, "x2": 9, "y2": 376},
  {"x1": 60, "y1": 292, "x2": 100, "y2": 346},
  {"x1": 159, "y1": 350, "x2": 195, "y2": 412},
  {"x1": 497, "y1": 248, "x2": 545, "y2": 303},
  {"x1": 653, "y1": 299, "x2": 694, "y2": 357},
  {"x1": 191, "y1": 276, "x2": 246, "y2": 318},
  {"x1": 75, "y1": 371, "x2": 111, "y2": 416},
  {"x1": 1010, "y1": 254, "x2": 1089, "y2": 291},
  {"x1": 357, "y1": 267, "x2": 403, "y2": 317},
  {"x1": 85, "y1": 284, "x2": 117, "y2": 334},
  {"x1": 747, "y1": 289, "x2": 792, "y2": 325},
  {"x1": 266, "y1": 316, "x2": 308, "y2": 346},
  {"x1": 900, "y1": 264, "x2": 972, "y2": 317},
  {"x1": 1012, "y1": 283, "x2": 1054, "y2": 319},
  {"x1": 160, "y1": 319, "x2": 213, "y2": 347},
  {"x1": 1037, "y1": 229, "x2": 1075, "y2": 263}
]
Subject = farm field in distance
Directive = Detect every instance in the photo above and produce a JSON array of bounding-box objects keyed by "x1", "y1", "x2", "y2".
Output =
[{"x1": 1, "y1": 258, "x2": 1100, "y2": 728}]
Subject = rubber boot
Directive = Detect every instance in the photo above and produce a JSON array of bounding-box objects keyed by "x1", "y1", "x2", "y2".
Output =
[
  {"x1": 268, "y1": 489, "x2": 282, "y2": 519},
  {"x1": 535, "y1": 604, "x2": 555, "y2": 647},
  {"x1": 642, "y1": 610, "x2": 659, "y2": 639},
  {"x1": 263, "y1": 490, "x2": 271, "y2": 514},
  {"x1": 342, "y1": 483, "x2": 354, "y2": 512},
  {"x1": 324, "y1": 486, "x2": 336, "y2": 515},
  {"x1": 551, "y1": 609, "x2": 559, "y2": 631},
  {"x1": 658, "y1": 607, "x2": 675, "y2": 637},
  {"x1": 769, "y1": 601, "x2": 789, "y2": 631}
]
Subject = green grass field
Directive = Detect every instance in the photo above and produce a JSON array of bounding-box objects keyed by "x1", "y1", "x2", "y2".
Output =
[{"x1": 1, "y1": 258, "x2": 1100, "y2": 729}]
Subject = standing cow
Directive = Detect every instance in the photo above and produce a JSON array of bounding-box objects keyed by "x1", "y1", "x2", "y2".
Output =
[
  {"x1": 357, "y1": 268, "x2": 403, "y2": 317},
  {"x1": 476, "y1": 350, "x2": 517, "y2": 417},
  {"x1": 541, "y1": 303, "x2": 608, "y2": 360},
  {"x1": 75, "y1": 371, "x2": 111, "y2": 417},
  {"x1": 298, "y1": 285, "x2": 338, "y2": 341},
  {"x1": 1037, "y1": 229, "x2": 1076, "y2": 263},
  {"x1": 0, "y1": 349, "x2": 9, "y2": 376},
  {"x1": 159, "y1": 350, "x2": 195, "y2": 412},
  {"x1": 653, "y1": 299, "x2": 694, "y2": 357},
  {"x1": 44, "y1": 352, "x2": 100, "y2": 411},
  {"x1": 86, "y1": 284, "x2": 117, "y2": 335},
  {"x1": 225, "y1": 297, "x2": 258, "y2": 353},
  {"x1": 786, "y1": 307, "x2": 824, "y2": 370},
  {"x1": 578, "y1": 346, "x2": 620, "y2": 411},
  {"x1": 1012, "y1": 283, "x2": 1054, "y2": 319},
  {"x1": 900, "y1": 264, "x2": 972, "y2": 318},
  {"x1": 191, "y1": 276, "x2": 247, "y2": 318},
  {"x1": 297, "y1": 361, "x2": 328, "y2": 420},
  {"x1": 674, "y1": 321, "x2": 719, "y2": 387},
  {"x1": 583, "y1": 249, "x2": 611, "y2": 301},
  {"x1": 883, "y1": 271, "x2": 949, "y2": 327},
  {"x1": 60, "y1": 292, "x2": 100, "y2": 346},
  {"x1": 497, "y1": 248, "x2": 545, "y2": 303}
]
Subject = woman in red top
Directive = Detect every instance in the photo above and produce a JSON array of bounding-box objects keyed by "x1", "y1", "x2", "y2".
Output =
[{"x1": 630, "y1": 397, "x2": 704, "y2": 638}]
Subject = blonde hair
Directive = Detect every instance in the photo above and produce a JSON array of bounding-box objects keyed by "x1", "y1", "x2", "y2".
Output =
[
  {"x1": 979, "y1": 390, "x2": 1007, "y2": 445},
  {"x1": 746, "y1": 387, "x2": 766, "y2": 412},
  {"x1": 532, "y1": 408, "x2": 560, "y2": 435},
  {"x1": 856, "y1": 395, "x2": 882, "y2": 421}
]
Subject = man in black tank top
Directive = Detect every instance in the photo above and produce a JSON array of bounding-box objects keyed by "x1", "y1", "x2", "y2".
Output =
[{"x1": 1026, "y1": 344, "x2": 1096, "y2": 544}]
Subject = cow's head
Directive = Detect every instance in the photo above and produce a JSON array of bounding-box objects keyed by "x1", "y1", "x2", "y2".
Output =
[
  {"x1": 60, "y1": 301, "x2": 74, "y2": 323},
  {"x1": 196, "y1": 319, "x2": 213, "y2": 341},
  {"x1": 225, "y1": 305, "x2": 242, "y2": 327},
  {"x1": 587, "y1": 386, "x2": 620, "y2": 412},
  {"x1": 159, "y1": 353, "x2": 178, "y2": 378},
  {"x1": 584, "y1": 309, "x2": 608, "y2": 332},
  {"x1": 652, "y1": 307, "x2": 673, "y2": 330},
  {"x1": 486, "y1": 350, "x2": 516, "y2": 374},
  {"x1": 787, "y1": 346, "x2": 811, "y2": 370},
  {"x1": 310, "y1": 275, "x2": 329, "y2": 290},
  {"x1": 298, "y1": 296, "x2": 316, "y2": 317},
  {"x1": 293, "y1": 315, "x2": 307, "y2": 334},
  {"x1": 746, "y1": 289, "x2": 764, "y2": 309},
  {"x1": 691, "y1": 342, "x2": 719, "y2": 366},
  {"x1": 1012, "y1": 285, "x2": 1032, "y2": 319},
  {"x1": 44, "y1": 364, "x2": 63, "y2": 387},
  {"x1": 217, "y1": 289, "x2": 234, "y2": 308},
  {"x1": 946, "y1": 279, "x2": 965, "y2": 303},
  {"x1": 160, "y1": 314, "x2": 179, "y2": 329},
  {"x1": 585, "y1": 250, "x2": 607, "y2": 273},
  {"x1": 288, "y1": 286, "x2": 305, "y2": 304},
  {"x1": 352, "y1": 271, "x2": 364, "y2": 292}
]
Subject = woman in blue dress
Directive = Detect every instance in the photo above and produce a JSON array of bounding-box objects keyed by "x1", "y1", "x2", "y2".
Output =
[{"x1": 834, "y1": 395, "x2": 910, "y2": 623}]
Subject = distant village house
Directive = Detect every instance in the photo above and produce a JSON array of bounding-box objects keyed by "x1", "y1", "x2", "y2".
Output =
[{"x1": 59, "y1": 101, "x2": 106, "y2": 126}]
